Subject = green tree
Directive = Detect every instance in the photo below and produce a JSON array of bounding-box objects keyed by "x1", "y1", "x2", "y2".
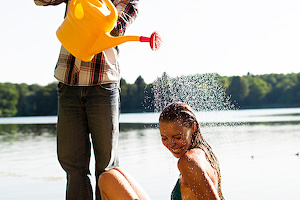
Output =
[
  {"x1": 15, "y1": 83, "x2": 29, "y2": 116},
  {"x1": 120, "y1": 78, "x2": 130, "y2": 112},
  {"x1": 34, "y1": 82, "x2": 58, "y2": 115},
  {"x1": 263, "y1": 73, "x2": 298, "y2": 107},
  {"x1": 120, "y1": 76, "x2": 148, "y2": 112},
  {"x1": 22, "y1": 84, "x2": 42, "y2": 116},
  {"x1": 227, "y1": 76, "x2": 249, "y2": 107},
  {"x1": 1, "y1": 72, "x2": 300, "y2": 116},
  {"x1": 246, "y1": 77, "x2": 270, "y2": 107},
  {"x1": 0, "y1": 83, "x2": 19, "y2": 117},
  {"x1": 20, "y1": 83, "x2": 57, "y2": 116},
  {"x1": 282, "y1": 73, "x2": 300, "y2": 106},
  {"x1": 134, "y1": 76, "x2": 147, "y2": 111},
  {"x1": 143, "y1": 83, "x2": 154, "y2": 112}
]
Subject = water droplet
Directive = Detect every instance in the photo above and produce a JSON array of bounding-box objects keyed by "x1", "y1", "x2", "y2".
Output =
[{"x1": 146, "y1": 73, "x2": 235, "y2": 113}]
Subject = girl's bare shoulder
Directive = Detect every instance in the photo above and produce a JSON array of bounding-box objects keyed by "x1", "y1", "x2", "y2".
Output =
[{"x1": 177, "y1": 148, "x2": 207, "y2": 174}]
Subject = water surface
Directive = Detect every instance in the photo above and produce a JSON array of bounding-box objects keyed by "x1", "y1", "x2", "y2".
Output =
[{"x1": 0, "y1": 108, "x2": 300, "y2": 200}]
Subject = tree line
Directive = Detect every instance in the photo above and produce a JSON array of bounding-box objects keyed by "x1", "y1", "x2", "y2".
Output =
[
  {"x1": 0, "y1": 72, "x2": 299, "y2": 117},
  {"x1": 224, "y1": 73, "x2": 300, "y2": 108}
]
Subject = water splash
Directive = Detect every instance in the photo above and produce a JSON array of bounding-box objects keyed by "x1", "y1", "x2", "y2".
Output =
[
  {"x1": 146, "y1": 73, "x2": 235, "y2": 113},
  {"x1": 144, "y1": 72, "x2": 242, "y2": 137}
]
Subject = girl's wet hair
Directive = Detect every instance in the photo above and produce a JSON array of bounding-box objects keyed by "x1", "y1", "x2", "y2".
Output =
[
  {"x1": 159, "y1": 102, "x2": 201, "y2": 148},
  {"x1": 159, "y1": 102, "x2": 198, "y2": 130},
  {"x1": 159, "y1": 102, "x2": 223, "y2": 199}
]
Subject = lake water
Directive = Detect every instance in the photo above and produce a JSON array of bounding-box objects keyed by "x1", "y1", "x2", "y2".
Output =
[{"x1": 0, "y1": 108, "x2": 300, "y2": 200}]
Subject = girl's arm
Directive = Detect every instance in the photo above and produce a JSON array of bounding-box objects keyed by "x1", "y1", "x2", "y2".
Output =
[
  {"x1": 178, "y1": 150, "x2": 220, "y2": 200},
  {"x1": 34, "y1": 0, "x2": 67, "y2": 6}
]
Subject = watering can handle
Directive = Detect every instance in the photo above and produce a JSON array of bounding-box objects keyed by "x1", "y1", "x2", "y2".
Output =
[{"x1": 102, "y1": 0, "x2": 118, "y2": 22}]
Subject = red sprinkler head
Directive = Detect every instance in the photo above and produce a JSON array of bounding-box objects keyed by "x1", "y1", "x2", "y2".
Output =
[{"x1": 140, "y1": 31, "x2": 162, "y2": 51}]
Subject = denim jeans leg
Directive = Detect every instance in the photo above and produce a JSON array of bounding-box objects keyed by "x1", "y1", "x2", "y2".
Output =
[
  {"x1": 86, "y1": 83, "x2": 120, "y2": 200},
  {"x1": 57, "y1": 84, "x2": 93, "y2": 200}
]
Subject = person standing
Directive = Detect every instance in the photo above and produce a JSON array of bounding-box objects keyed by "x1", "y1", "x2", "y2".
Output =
[{"x1": 34, "y1": 0, "x2": 139, "y2": 199}]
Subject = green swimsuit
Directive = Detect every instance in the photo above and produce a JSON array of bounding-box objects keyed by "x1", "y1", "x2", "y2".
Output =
[
  {"x1": 170, "y1": 177, "x2": 225, "y2": 200},
  {"x1": 171, "y1": 179, "x2": 182, "y2": 200}
]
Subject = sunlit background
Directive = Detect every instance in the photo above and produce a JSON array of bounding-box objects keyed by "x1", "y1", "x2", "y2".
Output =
[
  {"x1": 1, "y1": 1, "x2": 300, "y2": 200},
  {"x1": 1, "y1": 0, "x2": 300, "y2": 85}
]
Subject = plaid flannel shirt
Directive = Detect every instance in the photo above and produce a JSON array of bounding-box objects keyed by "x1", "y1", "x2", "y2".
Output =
[{"x1": 34, "y1": 0, "x2": 139, "y2": 86}]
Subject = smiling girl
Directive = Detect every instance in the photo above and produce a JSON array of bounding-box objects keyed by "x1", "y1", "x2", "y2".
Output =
[
  {"x1": 98, "y1": 102, "x2": 225, "y2": 200},
  {"x1": 159, "y1": 102, "x2": 225, "y2": 200}
]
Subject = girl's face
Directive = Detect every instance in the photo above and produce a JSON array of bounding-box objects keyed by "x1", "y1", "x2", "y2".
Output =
[{"x1": 159, "y1": 121, "x2": 193, "y2": 158}]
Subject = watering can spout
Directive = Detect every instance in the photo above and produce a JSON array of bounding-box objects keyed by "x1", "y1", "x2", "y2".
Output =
[
  {"x1": 90, "y1": 32, "x2": 162, "y2": 58},
  {"x1": 90, "y1": 33, "x2": 141, "y2": 56}
]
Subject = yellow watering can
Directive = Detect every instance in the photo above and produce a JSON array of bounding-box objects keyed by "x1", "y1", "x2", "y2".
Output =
[{"x1": 56, "y1": 0, "x2": 162, "y2": 62}]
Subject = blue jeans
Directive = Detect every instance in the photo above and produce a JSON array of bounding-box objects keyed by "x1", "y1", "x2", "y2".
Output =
[{"x1": 57, "y1": 82, "x2": 120, "y2": 200}]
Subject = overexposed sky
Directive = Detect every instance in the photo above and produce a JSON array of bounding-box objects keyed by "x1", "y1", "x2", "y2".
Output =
[{"x1": 1, "y1": 0, "x2": 300, "y2": 85}]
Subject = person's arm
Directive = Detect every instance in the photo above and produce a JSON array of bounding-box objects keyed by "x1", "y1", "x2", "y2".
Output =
[
  {"x1": 34, "y1": 0, "x2": 66, "y2": 6},
  {"x1": 178, "y1": 150, "x2": 220, "y2": 200},
  {"x1": 111, "y1": 0, "x2": 139, "y2": 36}
]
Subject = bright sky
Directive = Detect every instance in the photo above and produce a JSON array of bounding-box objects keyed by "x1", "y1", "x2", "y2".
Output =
[{"x1": 1, "y1": 0, "x2": 300, "y2": 85}]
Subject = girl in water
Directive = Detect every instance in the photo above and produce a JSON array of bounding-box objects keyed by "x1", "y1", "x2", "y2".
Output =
[
  {"x1": 159, "y1": 102, "x2": 224, "y2": 200},
  {"x1": 98, "y1": 102, "x2": 224, "y2": 200}
]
